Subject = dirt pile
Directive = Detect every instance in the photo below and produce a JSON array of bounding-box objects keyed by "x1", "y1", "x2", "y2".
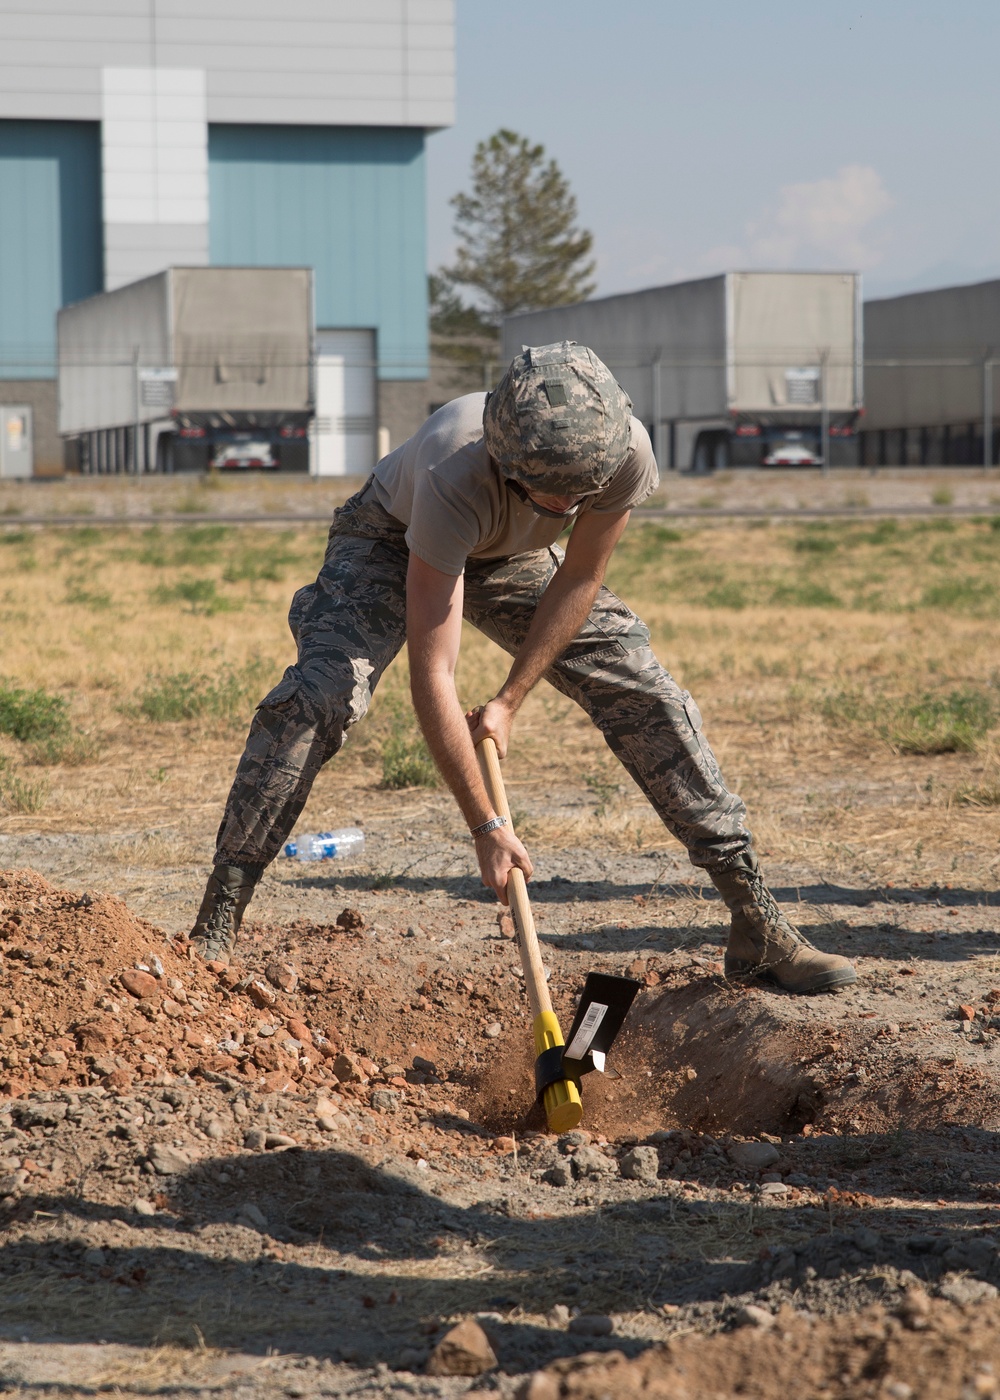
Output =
[
  {"x1": 0, "y1": 868, "x2": 366, "y2": 1099},
  {"x1": 524, "y1": 1292, "x2": 1000, "y2": 1399}
]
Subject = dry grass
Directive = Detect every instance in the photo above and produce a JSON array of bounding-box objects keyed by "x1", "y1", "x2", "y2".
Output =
[{"x1": 1, "y1": 512, "x2": 999, "y2": 886}]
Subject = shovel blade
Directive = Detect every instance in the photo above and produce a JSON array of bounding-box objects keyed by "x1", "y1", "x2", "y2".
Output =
[{"x1": 562, "y1": 972, "x2": 641, "y2": 1079}]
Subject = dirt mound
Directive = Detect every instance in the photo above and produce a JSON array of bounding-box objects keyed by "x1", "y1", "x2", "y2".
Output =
[
  {"x1": 629, "y1": 967, "x2": 1000, "y2": 1138},
  {"x1": 526, "y1": 1292, "x2": 1000, "y2": 1399},
  {"x1": 0, "y1": 868, "x2": 355, "y2": 1098}
]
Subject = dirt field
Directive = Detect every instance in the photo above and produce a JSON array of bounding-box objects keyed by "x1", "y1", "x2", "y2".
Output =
[{"x1": 1, "y1": 469, "x2": 999, "y2": 1398}]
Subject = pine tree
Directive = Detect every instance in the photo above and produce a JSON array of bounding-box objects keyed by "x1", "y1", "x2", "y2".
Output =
[{"x1": 439, "y1": 129, "x2": 596, "y2": 327}]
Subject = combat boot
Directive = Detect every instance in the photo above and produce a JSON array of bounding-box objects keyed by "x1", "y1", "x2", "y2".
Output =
[
  {"x1": 189, "y1": 864, "x2": 260, "y2": 965},
  {"x1": 709, "y1": 853, "x2": 857, "y2": 994}
]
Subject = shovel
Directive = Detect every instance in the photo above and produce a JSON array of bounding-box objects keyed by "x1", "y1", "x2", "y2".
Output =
[{"x1": 475, "y1": 737, "x2": 641, "y2": 1132}]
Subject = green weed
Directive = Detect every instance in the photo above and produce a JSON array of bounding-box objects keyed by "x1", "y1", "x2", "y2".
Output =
[
  {"x1": 65, "y1": 579, "x2": 113, "y2": 610},
  {"x1": 223, "y1": 555, "x2": 289, "y2": 584},
  {"x1": 380, "y1": 729, "x2": 439, "y2": 789},
  {"x1": 0, "y1": 758, "x2": 47, "y2": 814},
  {"x1": 770, "y1": 581, "x2": 840, "y2": 607},
  {"x1": 931, "y1": 486, "x2": 954, "y2": 506},
  {"x1": 955, "y1": 781, "x2": 1000, "y2": 807},
  {"x1": 151, "y1": 578, "x2": 241, "y2": 615},
  {"x1": 585, "y1": 771, "x2": 623, "y2": 817},
  {"x1": 793, "y1": 532, "x2": 838, "y2": 555},
  {"x1": 134, "y1": 660, "x2": 271, "y2": 724},
  {"x1": 824, "y1": 686, "x2": 999, "y2": 754},
  {"x1": 0, "y1": 530, "x2": 29, "y2": 544},
  {"x1": 63, "y1": 526, "x2": 101, "y2": 546},
  {"x1": 702, "y1": 581, "x2": 747, "y2": 609},
  {"x1": 0, "y1": 682, "x2": 69, "y2": 743},
  {"x1": 920, "y1": 578, "x2": 998, "y2": 615}
]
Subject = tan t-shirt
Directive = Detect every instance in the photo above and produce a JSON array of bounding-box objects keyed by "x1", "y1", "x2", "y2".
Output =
[{"x1": 371, "y1": 392, "x2": 658, "y2": 576}]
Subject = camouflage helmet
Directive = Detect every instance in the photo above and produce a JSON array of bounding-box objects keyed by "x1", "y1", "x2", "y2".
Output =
[{"x1": 483, "y1": 342, "x2": 633, "y2": 494}]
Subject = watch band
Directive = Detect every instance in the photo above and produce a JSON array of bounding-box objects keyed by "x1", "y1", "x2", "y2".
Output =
[{"x1": 471, "y1": 815, "x2": 508, "y2": 837}]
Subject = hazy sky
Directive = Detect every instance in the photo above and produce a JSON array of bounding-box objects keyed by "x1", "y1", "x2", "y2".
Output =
[{"x1": 426, "y1": 0, "x2": 999, "y2": 302}]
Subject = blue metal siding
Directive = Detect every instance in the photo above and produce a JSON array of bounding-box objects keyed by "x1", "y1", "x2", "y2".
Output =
[
  {"x1": 209, "y1": 124, "x2": 427, "y2": 379},
  {"x1": 0, "y1": 120, "x2": 103, "y2": 379}
]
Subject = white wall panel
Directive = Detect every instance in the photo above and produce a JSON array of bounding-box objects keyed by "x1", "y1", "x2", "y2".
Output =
[
  {"x1": 101, "y1": 66, "x2": 208, "y2": 289},
  {"x1": 0, "y1": 0, "x2": 455, "y2": 128}
]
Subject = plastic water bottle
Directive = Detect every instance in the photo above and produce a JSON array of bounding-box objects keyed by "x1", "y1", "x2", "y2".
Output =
[{"x1": 283, "y1": 828, "x2": 365, "y2": 862}]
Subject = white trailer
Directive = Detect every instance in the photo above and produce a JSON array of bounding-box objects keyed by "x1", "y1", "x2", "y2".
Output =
[
  {"x1": 503, "y1": 271, "x2": 863, "y2": 472},
  {"x1": 58, "y1": 267, "x2": 314, "y2": 473}
]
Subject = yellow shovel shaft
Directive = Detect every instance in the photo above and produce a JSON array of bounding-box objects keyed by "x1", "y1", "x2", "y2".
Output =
[{"x1": 534, "y1": 1010, "x2": 583, "y2": 1133}]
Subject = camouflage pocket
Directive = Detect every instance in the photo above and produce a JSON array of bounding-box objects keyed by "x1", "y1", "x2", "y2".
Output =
[{"x1": 256, "y1": 668, "x2": 302, "y2": 713}]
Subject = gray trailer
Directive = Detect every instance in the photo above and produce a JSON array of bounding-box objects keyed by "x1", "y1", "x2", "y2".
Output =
[
  {"x1": 58, "y1": 267, "x2": 314, "y2": 473},
  {"x1": 503, "y1": 271, "x2": 863, "y2": 472},
  {"x1": 862, "y1": 279, "x2": 1000, "y2": 468}
]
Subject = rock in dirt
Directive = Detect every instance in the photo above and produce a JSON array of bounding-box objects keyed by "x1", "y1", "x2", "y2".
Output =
[
  {"x1": 243, "y1": 1127, "x2": 267, "y2": 1150},
  {"x1": 236, "y1": 1202, "x2": 268, "y2": 1230},
  {"x1": 483, "y1": 1022, "x2": 502, "y2": 1039},
  {"x1": 568, "y1": 1314, "x2": 614, "y2": 1337},
  {"x1": 265, "y1": 960, "x2": 298, "y2": 993},
  {"x1": 517, "y1": 1375, "x2": 560, "y2": 1400},
  {"x1": 336, "y1": 907, "x2": 366, "y2": 932},
  {"x1": 619, "y1": 1146, "x2": 659, "y2": 1182},
  {"x1": 425, "y1": 1319, "x2": 497, "y2": 1377},
  {"x1": 938, "y1": 1274, "x2": 999, "y2": 1306},
  {"x1": 729, "y1": 1140, "x2": 781, "y2": 1171},
  {"x1": 148, "y1": 1142, "x2": 193, "y2": 1175},
  {"x1": 371, "y1": 1090, "x2": 400, "y2": 1114},
  {"x1": 246, "y1": 979, "x2": 277, "y2": 1010},
  {"x1": 120, "y1": 969, "x2": 159, "y2": 1000},
  {"x1": 543, "y1": 1162, "x2": 573, "y2": 1188},
  {"x1": 734, "y1": 1304, "x2": 775, "y2": 1330},
  {"x1": 331, "y1": 1051, "x2": 366, "y2": 1083},
  {"x1": 264, "y1": 1132, "x2": 297, "y2": 1150},
  {"x1": 132, "y1": 1198, "x2": 156, "y2": 1217},
  {"x1": 572, "y1": 1145, "x2": 614, "y2": 1179}
]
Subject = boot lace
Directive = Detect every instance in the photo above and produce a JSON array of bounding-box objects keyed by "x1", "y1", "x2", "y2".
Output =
[
  {"x1": 194, "y1": 885, "x2": 239, "y2": 951},
  {"x1": 741, "y1": 865, "x2": 814, "y2": 951}
]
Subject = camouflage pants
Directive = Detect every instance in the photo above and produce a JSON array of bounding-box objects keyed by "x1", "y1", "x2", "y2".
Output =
[{"x1": 214, "y1": 484, "x2": 751, "y2": 872}]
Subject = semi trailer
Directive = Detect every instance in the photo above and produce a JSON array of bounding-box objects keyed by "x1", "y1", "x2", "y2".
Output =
[
  {"x1": 503, "y1": 271, "x2": 863, "y2": 472},
  {"x1": 58, "y1": 266, "x2": 314, "y2": 473}
]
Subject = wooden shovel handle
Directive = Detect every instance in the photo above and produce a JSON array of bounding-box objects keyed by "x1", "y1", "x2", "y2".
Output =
[{"x1": 475, "y1": 737, "x2": 552, "y2": 1021}]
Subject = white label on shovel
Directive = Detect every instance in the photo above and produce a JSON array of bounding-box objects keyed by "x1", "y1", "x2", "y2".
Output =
[{"x1": 565, "y1": 1001, "x2": 608, "y2": 1060}]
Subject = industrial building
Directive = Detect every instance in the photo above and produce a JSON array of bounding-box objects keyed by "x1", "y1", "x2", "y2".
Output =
[
  {"x1": 861, "y1": 280, "x2": 1000, "y2": 468},
  {"x1": 0, "y1": 0, "x2": 454, "y2": 476},
  {"x1": 504, "y1": 272, "x2": 863, "y2": 473}
]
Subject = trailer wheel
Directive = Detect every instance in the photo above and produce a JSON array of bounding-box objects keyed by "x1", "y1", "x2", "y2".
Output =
[
  {"x1": 692, "y1": 433, "x2": 713, "y2": 474},
  {"x1": 691, "y1": 431, "x2": 729, "y2": 474},
  {"x1": 711, "y1": 432, "x2": 730, "y2": 473},
  {"x1": 155, "y1": 433, "x2": 174, "y2": 474}
]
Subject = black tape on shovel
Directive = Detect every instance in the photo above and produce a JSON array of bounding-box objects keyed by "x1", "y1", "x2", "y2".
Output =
[{"x1": 534, "y1": 1045, "x2": 571, "y2": 1099}]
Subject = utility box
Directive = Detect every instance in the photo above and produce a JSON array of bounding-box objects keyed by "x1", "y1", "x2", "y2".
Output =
[
  {"x1": 0, "y1": 406, "x2": 33, "y2": 479},
  {"x1": 503, "y1": 271, "x2": 863, "y2": 471},
  {"x1": 58, "y1": 266, "x2": 314, "y2": 472}
]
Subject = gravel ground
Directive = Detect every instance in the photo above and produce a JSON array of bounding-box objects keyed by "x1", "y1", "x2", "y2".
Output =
[{"x1": 0, "y1": 822, "x2": 999, "y2": 1396}]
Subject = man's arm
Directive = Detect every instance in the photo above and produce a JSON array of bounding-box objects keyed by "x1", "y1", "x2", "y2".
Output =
[
  {"x1": 469, "y1": 508, "x2": 631, "y2": 756},
  {"x1": 406, "y1": 553, "x2": 533, "y2": 902}
]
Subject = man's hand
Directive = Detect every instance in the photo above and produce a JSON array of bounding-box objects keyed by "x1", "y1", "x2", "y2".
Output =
[
  {"x1": 466, "y1": 696, "x2": 515, "y2": 758},
  {"x1": 475, "y1": 822, "x2": 533, "y2": 903}
]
